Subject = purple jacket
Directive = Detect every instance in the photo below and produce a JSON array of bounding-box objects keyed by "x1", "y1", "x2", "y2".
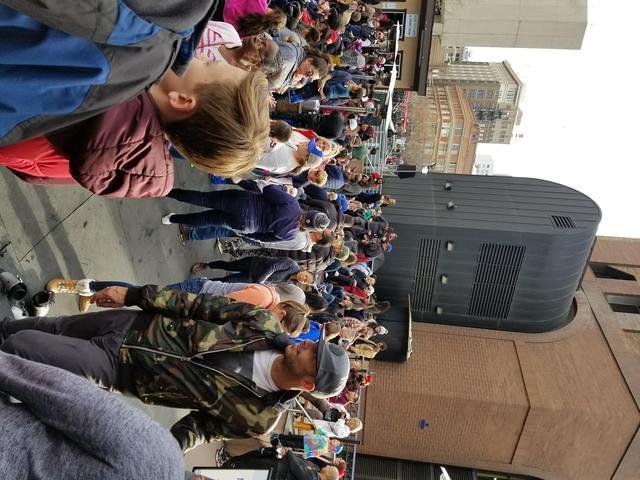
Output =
[{"x1": 251, "y1": 185, "x2": 302, "y2": 241}]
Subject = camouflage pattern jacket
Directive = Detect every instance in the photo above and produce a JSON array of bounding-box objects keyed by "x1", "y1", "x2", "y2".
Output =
[{"x1": 119, "y1": 285, "x2": 299, "y2": 452}]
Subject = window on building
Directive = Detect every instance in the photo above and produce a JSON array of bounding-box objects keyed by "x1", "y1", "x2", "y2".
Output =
[
  {"x1": 606, "y1": 294, "x2": 640, "y2": 314},
  {"x1": 590, "y1": 263, "x2": 636, "y2": 280}
]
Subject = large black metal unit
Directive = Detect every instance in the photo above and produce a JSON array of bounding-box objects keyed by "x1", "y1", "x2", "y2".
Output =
[{"x1": 375, "y1": 173, "x2": 601, "y2": 345}]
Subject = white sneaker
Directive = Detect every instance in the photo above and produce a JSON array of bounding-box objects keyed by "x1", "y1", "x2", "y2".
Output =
[
  {"x1": 33, "y1": 303, "x2": 50, "y2": 317},
  {"x1": 31, "y1": 290, "x2": 55, "y2": 317},
  {"x1": 11, "y1": 304, "x2": 28, "y2": 319},
  {"x1": 161, "y1": 213, "x2": 175, "y2": 225},
  {"x1": 76, "y1": 278, "x2": 95, "y2": 296}
]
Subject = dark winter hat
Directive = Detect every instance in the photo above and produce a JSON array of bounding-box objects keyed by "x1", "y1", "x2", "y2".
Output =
[
  {"x1": 316, "y1": 111, "x2": 345, "y2": 139},
  {"x1": 312, "y1": 331, "x2": 350, "y2": 398},
  {"x1": 327, "y1": 9, "x2": 342, "y2": 30},
  {"x1": 303, "y1": 211, "x2": 330, "y2": 231}
]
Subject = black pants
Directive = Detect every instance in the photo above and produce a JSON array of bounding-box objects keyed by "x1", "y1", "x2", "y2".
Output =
[
  {"x1": 167, "y1": 188, "x2": 260, "y2": 231},
  {"x1": 207, "y1": 258, "x2": 255, "y2": 283},
  {"x1": 0, "y1": 310, "x2": 142, "y2": 389},
  {"x1": 275, "y1": 434, "x2": 305, "y2": 451}
]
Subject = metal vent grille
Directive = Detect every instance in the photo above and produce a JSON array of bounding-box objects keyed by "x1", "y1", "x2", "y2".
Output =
[
  {"x1": 355, "y1": 455, "x2": 399, "y2": 480},
  {"x1": 412, "y1": 238, "x2": 441, "y2": 312},
  {"x1": 552, "y1": 215, "x2": 576, "y2": 228},
  {"x1": 355, "y1": 455, "x2": 434, "y2": 480},
  {"x1": 468, "y1": 243, "x2": 526, "y2": 319}
]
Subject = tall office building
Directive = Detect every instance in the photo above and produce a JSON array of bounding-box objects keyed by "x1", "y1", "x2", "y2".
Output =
[
  {"x1": 431, "y1": 61, "x2": 523, "y2": 143},
  {"x1": 354, "y1": 175, "x2": 640, "y2": 480},
  {"x1": 433, "y1": 0, "x2": 588, "y2": 50}
]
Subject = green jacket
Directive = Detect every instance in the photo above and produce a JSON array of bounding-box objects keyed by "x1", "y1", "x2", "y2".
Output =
[{"x1": 119, "y1": 286, "x2": 299, "y2": 452}]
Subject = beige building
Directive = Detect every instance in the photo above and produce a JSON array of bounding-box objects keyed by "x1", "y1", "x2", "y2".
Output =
[
  {"x1": 381, "y1": 1, "x2": 587, "y2": 95},
  {"x1": 434, "y1": 0, "x2": 588, "y2": 50},
  {"x1": 431, "y1": 61, "x2": 524, "y2": 143},
  {"x1": 404, "y1": 85, "x2": 478, "y2": 173},
  {"x1": 377, "y1": 0, "x2": 435, "y2": 92},
  {"x1": 356, "y1": 236, "x2": 640, "y2": 480}
]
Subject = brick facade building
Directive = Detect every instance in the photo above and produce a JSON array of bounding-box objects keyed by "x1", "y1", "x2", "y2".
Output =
[{"x1": 404, "y1": 87, "x2": 478, "y2": 172}]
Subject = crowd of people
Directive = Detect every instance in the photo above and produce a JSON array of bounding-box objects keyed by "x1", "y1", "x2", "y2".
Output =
[{"x1": 0, "y1": 0, "x2": 400, "y2": 479}]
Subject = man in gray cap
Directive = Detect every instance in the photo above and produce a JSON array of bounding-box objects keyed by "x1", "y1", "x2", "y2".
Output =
[{"x1": 0, "y1": 284, "x2": 350, "y2": 452}]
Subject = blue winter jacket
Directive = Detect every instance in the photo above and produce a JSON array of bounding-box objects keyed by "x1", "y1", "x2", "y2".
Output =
[{"x1": 0, "y1": 0, "x2": 215, "y2": 145}]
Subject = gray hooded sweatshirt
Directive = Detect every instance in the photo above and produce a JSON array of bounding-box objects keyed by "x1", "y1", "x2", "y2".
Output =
[{"x1": 0, "y1": 351, "x2": 184, "y2": 480}]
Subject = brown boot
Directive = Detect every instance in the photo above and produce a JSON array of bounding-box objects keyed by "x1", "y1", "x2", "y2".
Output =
[
  {"x1": 47, "y1": 278, "x2": 80, "y2": 294},
  {"x1": 78, "y1": 294, "x2": 94, "y2": 313}
]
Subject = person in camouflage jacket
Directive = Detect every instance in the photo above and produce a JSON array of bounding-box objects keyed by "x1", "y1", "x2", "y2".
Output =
[
  {"x1": 0, "y1": 285, "x2": 350, "y2": 453},
  {"x1": 118, "y1": 285, "x2": 298, "y2": 452}
]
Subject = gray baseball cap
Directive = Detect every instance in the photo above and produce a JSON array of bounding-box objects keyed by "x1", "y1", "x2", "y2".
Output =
[{"x1": 312, "y1": 332, "x2": 350, "y2": 399}]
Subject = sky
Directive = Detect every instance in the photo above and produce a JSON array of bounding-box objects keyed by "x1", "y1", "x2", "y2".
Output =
[{"x1": 469, "y1": 0, "x2": 640, "y2": 238}]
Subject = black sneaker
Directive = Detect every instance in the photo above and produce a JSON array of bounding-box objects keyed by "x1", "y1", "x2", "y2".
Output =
[{"x1": 31, "y1": 290, "x2": 55, "y2": 317}]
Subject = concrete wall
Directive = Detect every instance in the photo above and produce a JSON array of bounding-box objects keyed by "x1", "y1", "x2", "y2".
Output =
[{"x1": 439, "y1": 0, "x2": 588, "y2": 49}]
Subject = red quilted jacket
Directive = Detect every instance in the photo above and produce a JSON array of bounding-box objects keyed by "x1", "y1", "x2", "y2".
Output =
[{"x1": 47, "y1": 91, "x2": 173, "y2": 198}]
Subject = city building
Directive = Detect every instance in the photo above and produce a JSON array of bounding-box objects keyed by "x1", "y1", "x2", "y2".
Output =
[
  {"x1": 445, "y1": 45, "x2": 471, "y2": 64},
  {"x1": 377, "y1": 1, "x2": 437, "y2": 94},
  {"x1": 473, "y1": 154, "x2": 494, "y2": 175},
  {"x1": 431, "y1": 61, "x2": 524, "y2": 144},
  {"x1": 433, "y1": 0, "x2": 588, "y2": 50},
  {"x1": 403, "y1": 86, "x2": 478, "y2": 173},
  {"x1": 383, "y1": 1, "x2": 586, "y2": 95},
  {"x1": 354, "y1": 175, "x2": 640, "y2": 480}
]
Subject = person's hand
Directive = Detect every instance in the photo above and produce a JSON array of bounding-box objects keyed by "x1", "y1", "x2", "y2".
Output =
[
  {"x1": 327, "y1": 192, "x2": 338, "y2": 200},
  {"x1": 191, "y1": 262, "x2": 208, "y2": 274},
  {"x1": 92, "y1": 287, "x2": 127, "y2": 308},
  {"x1": 269, "y1": 93, "x2": 278, "y2": 108},
  {"x1": 286, "y1": 185, "x2": 298, "y2": 196}
]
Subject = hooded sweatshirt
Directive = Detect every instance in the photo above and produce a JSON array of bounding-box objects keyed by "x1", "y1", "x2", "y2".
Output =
[{"x1": 0, "y1": 352, "x2": 184, "y2": 480}]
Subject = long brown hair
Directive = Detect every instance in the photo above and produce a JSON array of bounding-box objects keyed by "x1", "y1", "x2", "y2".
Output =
[
  {"x1": 238, "y1": 10, "x2": 287, "y2": 36},
  {"x1": 279, "y1": 301, "x2": 311, "y2": 336}
]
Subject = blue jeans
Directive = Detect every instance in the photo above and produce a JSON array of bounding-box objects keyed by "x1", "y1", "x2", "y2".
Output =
[
  {"x1": 91, "y1": 280, "x2": 206, "y2": 294},
  {"x1": 167, "y1": 188, "x2": 259, "y2": 232},
  {"x1": 189, "y1": 226, "x2": 237, "y2": 241},
  {"x1": 165, "y1": 278, "x2": 207, "y2": 294}
]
